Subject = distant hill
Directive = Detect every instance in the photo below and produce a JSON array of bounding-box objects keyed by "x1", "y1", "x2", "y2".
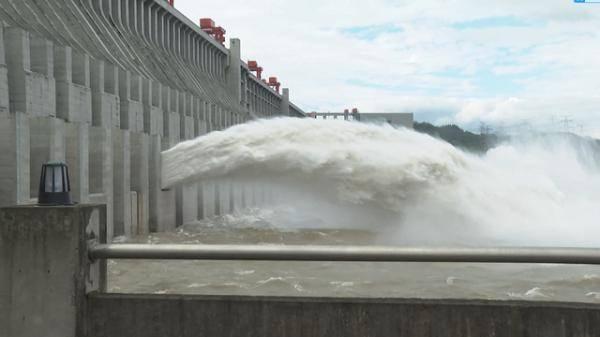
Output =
[
  {"x1": 413, "y1": 122, "x2": 500, "y2": 153},
  {"x1": 414, "y1": 122, "x2": 600, "y2": 166}
]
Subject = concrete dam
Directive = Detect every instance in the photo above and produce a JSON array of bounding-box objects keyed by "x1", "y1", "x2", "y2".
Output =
[
  {"x1": 0, "y1": 0, "x2": 304, "y2": 240},
  {"x1": 3, "y1": 1, "x2": 600, "y2": 337}
]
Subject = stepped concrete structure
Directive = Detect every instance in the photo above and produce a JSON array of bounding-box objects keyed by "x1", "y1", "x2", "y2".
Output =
[{"x1": 0, "y1": 0, "x2": 304, "y2": 240}]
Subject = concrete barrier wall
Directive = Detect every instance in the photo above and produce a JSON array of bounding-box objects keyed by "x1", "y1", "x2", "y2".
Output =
[
  {"x1": 0, "y1": 205, "x2": 107, "y2": 337},
  {"x1": 0, "y1": 0, "x2": 304, "y2": 239},
  {"x1": 86, "y1": 294, "x2": 600, "y2": 337},
  {"x1": 3, "y1": 206, "x2": 600, "y2": 337}
]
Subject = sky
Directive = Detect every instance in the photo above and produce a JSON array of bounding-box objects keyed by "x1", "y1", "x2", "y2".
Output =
[{"x1": 174, "y1": 0, "x2": 600, "y2": 137}]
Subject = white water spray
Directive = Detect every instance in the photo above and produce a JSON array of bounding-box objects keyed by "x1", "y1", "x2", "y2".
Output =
[{"x1": 162, "y1": 118, "x2": 600, "y2": 247}]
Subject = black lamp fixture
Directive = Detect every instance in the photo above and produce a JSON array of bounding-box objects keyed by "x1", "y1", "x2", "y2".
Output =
[{"x1": 38, "y1": 162, "x2": 73, "y2": 205}]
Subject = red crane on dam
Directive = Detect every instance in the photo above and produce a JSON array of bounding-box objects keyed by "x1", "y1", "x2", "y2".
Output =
[
  {"x1": 268, "y1": 76, "x2": 281, "y2": 93},
  {"x1": 248, "y1": 60, "x2": 263, "y2": 79},
  {"x1": 200, "y1": 18, "x2": 226, "y2": 44},
  {"x1": 248, "y1": 62, "x2": 281, "y2": 93}
]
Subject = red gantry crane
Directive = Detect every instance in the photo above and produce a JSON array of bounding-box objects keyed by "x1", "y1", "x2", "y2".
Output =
[
  {"x1": 200, "y1": 18, "x2": 226, "y2": 44},
  {"x1": 248, "y1": 61, "x2": 263, "y2": 79},
  {"x1": 199, "y1": 18, "x2": 282, "y2": 94},
  {"x1": 268, "y1": 77, "x2": 281, "y2": 93}
]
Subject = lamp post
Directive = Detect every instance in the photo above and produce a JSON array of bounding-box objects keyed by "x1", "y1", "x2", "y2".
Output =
[{"x1": 38, "y1": 162, "x2": 73, "y2": 205}]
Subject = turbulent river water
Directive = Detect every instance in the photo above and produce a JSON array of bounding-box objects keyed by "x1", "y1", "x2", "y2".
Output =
[{"x1": 111, "y1": 118, "x2": 600, "y2": 302}]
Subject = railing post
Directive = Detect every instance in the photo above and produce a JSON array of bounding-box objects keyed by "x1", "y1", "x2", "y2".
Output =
[{"x1": 0, "y1": 204, "x2": 107, "y2": 337}]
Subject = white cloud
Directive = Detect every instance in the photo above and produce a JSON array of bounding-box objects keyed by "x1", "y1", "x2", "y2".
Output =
[{"x1": 174, "y1": 0, "x2": 600, "y2": 137}]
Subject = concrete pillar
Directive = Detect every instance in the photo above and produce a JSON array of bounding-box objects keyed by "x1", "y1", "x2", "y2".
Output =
[
  {"x1": 158, "y1": 87, "x2": 178, "y2": 229},
  {"x1": 142, "y1": 77, "x2": 152, "y2": 133},
  {"x1": 4, "y1": 27, "x2": 31, "y2": 115},
  {"x1": 112, "y1": 129, "x2": 131, "y2": 237},
  {"x1": 220, "y1": 107, "x2": 226, "y2": 129},
  {"x1": 72, "y1": 51, "x2": 90, "y2": 87},
  {"x1": 177, "y1": 90, "x2": 184, "y2": 117},
  {"x1": 207, "y1": 103, "x2": 214, "y2": 133},
  {"x1": 117, "y1": 70, "x2": 143, "y2": 133},
  {"x1": 54, "y1": 45, "x2": 72, "y2": 114},
  {"x1": 193, "y1": 110, "x2": 200, "y2": 138},
  {"x1": 90, "y1": 59, "x2": 109, "y2": 127},
  {"x1": 166, "y1": 90, "x2": 180, "y2": 144},
  {"x1": 150, "y1": 81, "x2": 163, "y2": 136},
  {"x1": 89, "y1": 126, "x2": 114, "y2": 240},
  {"x1": 29, "y1": 35, "x2": 56, "y2": 117},
  {"x1": 161, "y1": 85, "x2": 171, "y2": 138},
  {"x1": 103, "y1": 62, "x2": 120, "y2": 129},
  {"x1": 166, "y1": 111, "x2": 180, "y2": 232},
  {"x1": 148, "y1": 134, "x2": 162, "y2": 232},
  {"x1": 31, "y1": 35, "x2": 54, "y2": 77},
  {"x1": 183, "y1": 115, "x2": 194, "y2": 139},
  {"x1": 227, "y1": 38, "x2": 242, "y2": 105},
  {"x1": 281, "y1": 88, "x2": 290, "y2": 116},
  {"x1": 55, "y1": 46, "x2": 92, "y2": 123},
  {"x1": 185, "y1": 93, "x2": 192, "y2": 117},
  {"x1": 215, "y1": 106, "x2": 222, "y2": 130},
  {"x1": 169, "y1": 108, "x2": 181, "y2": 146},
  {"x1": 159, "y1": 187, "x2": 176, "y2": 231},
  {"x1": 0, "y1": 112, "x2": 30, "y2": 206},
  {"x1": 178, "y1": 113, "x2": 198, "y2": 225},
  {"x1": 130, "y1": 74, "x2": 143, "y2": 131},
  {"x1": 130, "y1": 132, "x2": 150, "y2": 235},
  {"x1": 199, "y1": 100, "x2": 207, "y2": 125},
  {"x1": 179, "y1": 95, "x2": 187, "y2": 140},
  {"x1": 0, "y1": 205, "x2": 106, "y2": 337},
  {"x1": 175, "y1": 185, "x2": 183, "y2": 227},
  {"x1": 54, "y1": 45, "x2": 73, "y2": 80},
  {"x1": 182, "y1": 183, "x2": 198, "y2": 224},
  {"x1": 103, "y1": 61, "x2": 118, "y2": 95},
  {"x1": 118, "y1": 69, "x2": 133, "y2": 129},
  {"x1": 224, "y1": 110, "x2": 230, "y2": 128},
  {"x1": 170, "y1": 89, "x2": 179, "y2": 116},
  {"x1": 66, "y1": 122, "x2": 90, "y2": 204},
  {"x1": 0, "y1": 24, "x2": 9, "y2": 118},
  {"x1": 130, "y1": 191, "x2": 138, "y2": 233},
  {"x1": 200, "y1": 118, "x2": 208, "y2": 135},
  {"x1": 158, "y1": 109, "x2": 176, "y2": 231}
]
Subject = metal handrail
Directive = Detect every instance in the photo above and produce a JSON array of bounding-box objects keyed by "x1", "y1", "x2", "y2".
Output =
[{"x1": 89, "y1": 244, "x2": 600, "y2": 265}]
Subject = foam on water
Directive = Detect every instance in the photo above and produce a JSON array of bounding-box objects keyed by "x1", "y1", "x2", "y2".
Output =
[{"x1": 161, "y1": 118, "x2": 600, "y2": 247}]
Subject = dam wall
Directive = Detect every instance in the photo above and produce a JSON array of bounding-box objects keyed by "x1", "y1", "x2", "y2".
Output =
[
  {"x1": 0, "y1": 0, "x2": 303, "y2": 239},
  {"x1": 87, "y1": 294, "x2": 600, "y2": 337}
]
